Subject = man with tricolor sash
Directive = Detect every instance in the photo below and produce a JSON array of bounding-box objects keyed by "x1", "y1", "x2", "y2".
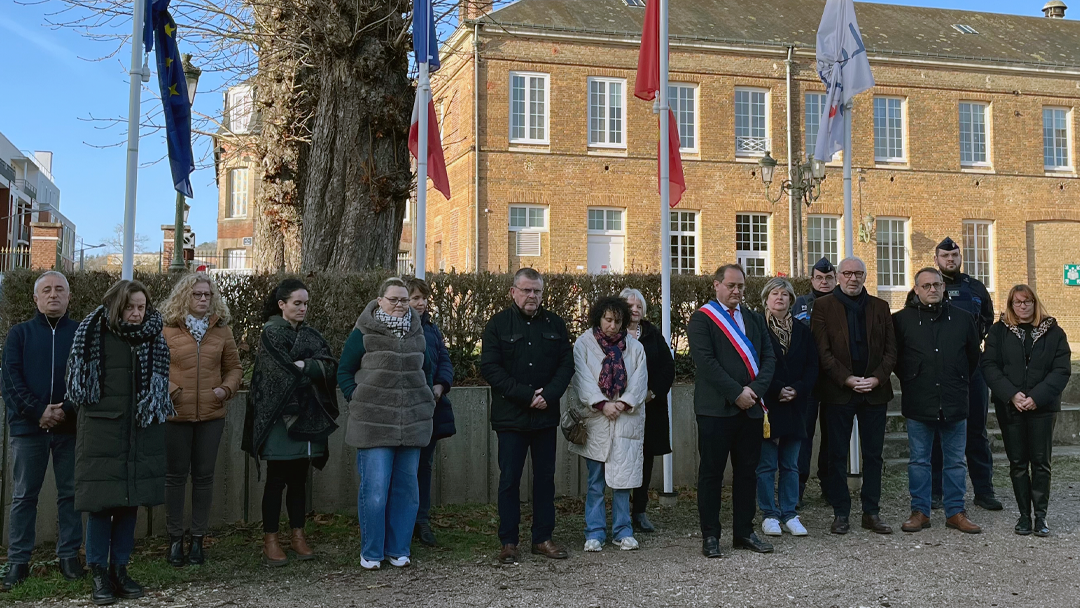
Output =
[{"x1": 687, "y1": 264, "x2": 776, "y2": 558}]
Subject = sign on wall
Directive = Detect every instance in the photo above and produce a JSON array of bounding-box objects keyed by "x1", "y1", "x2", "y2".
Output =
[{"x1": 1065, "y1": 264, "x2": 1080, "y2": 286}]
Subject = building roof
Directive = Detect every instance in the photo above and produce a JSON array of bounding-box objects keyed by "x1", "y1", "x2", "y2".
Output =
[{"x1": 482, "y1": 0, "x2": 1080, "y2": 69}]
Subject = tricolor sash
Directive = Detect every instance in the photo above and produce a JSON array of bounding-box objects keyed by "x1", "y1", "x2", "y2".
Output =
[{"x1": 699, "y1": 301, "x2": 770, "y2": 434}]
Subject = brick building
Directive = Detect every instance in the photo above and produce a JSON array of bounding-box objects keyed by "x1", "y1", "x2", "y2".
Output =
[{"x1": 426, "y1": 0, "x2": 1080, "y2": 337}]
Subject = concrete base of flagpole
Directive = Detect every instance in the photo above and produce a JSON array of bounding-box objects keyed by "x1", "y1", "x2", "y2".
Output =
[
  {"x1": 659, "y1": 491, "x2": 678, "y2": 507},
  {"x1": 847, "y1": 474, "x2": 863, "y2": 494}
]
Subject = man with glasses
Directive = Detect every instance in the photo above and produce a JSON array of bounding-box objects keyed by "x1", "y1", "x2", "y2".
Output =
[
  {"x1": 810, "y1": 257, "x2": 896, "y2": 535},
  {"x1": 931, "y1": 237, "x2": 1002, "y2": 512},
  {"x1": 893, "y1": 268, "x2": 983, "y2": 534},
  {"x1": 793, "y1": 257, "x2": 837, "y2": 506},
  {"x1": 481, "y1": 268, "x2": 575, "y2": 564}
]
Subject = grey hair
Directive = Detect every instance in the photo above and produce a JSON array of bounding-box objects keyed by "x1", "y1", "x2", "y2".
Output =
[
  {"x1": 34, "y1": 271, "x2": 69, "y2": 293},
  {"x1": 513, "y1": 267, "x2": 544, "y2": 287},
  {"x1": 618, "y1": 288, "x2": 647, "y2": 317},
  {"x1": 760, "y1": 277, "x2": 796, "y2": 309},
  {"x1": 838, "y1": 256, "x2": 867, "y2": 273}
]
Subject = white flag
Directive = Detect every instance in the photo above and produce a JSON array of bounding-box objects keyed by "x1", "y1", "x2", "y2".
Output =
[{"x1": 814, "y1": 0, "x2": 874, "y2": 161}]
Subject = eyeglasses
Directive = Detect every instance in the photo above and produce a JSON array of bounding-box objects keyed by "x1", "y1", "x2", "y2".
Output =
[
  {"x1": 192, "y1": 292, "x2": 212, "y2": 300},
  {"x1": 917, "y1": 282, "x2": 944, "y2": 291},
  {"x1": 840, "y1": 271, "x2": 866, "y2": 279},
  {"x1": 514, "y1": 288, "x2": 543, "y2": 296},
  {"x1": 1013, "y1": 299, "x2": 1034, "y2": 307},
  {"x1": 382, "y1": 297, "x2": 409, "y2": 305}
]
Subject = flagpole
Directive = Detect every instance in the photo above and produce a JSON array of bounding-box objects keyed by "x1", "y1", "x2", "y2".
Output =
[
  {"x1": 122, "y1": 0, "x2": 147, "y2": 281},
  {"x1": 658, "y1": 0, "x2": 675, "y2": 498},
  {"x1": 416, "y1": 58, "x2": 429, "y2": 280},
  {"x1": 842, "y1": 100, "x2": 861, "y2": 476}
]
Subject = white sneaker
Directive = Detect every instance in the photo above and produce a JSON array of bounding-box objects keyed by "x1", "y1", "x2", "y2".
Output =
[
  {"x1": 761, "y1": 518, "x2": 782, "y2": 536},
  {"x1": 783, "y1": 517, "x2": 809, "y2": 536},
  {"x1": 613, "y1": 536, "x2": 639, "y2": 551},
  {"x1": 360, "y1": 557, "x2": 381, "y2": 570},
  {"x1": 583, "y1": 539, "x2": 603, "y2": 552},
  {"x1": 388, "y1": 555, "x2": 411, "y2": 568}
]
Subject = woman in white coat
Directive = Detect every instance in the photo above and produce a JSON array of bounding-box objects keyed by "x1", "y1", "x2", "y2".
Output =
[{"x1": 570, "y1": 296, "x2": 649, "y2": 552}]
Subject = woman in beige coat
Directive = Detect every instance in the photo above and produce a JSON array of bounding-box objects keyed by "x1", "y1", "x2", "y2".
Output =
[{"x1": 569, "y1": 296, "x2": 648, "y2": 552}]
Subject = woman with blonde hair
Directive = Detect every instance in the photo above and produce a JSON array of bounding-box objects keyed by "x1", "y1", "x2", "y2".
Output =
[
  {"x1": 983, "y1": 284, "x2": 1071, "y2": 537},
  {"x1": 160, "y1": 273, "x2": 243, "y2": 566}
]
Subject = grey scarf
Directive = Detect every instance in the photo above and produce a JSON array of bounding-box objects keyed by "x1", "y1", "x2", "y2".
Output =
[
  {"x1": 374, "y1": 308, "x2": 411, "y2": 338},
  {"x1": 185, "y1": 314, "x2": 210, "y2": 343}
]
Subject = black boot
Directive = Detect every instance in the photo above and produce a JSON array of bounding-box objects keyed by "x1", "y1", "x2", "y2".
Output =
[
  {"x1": 108, "y1": 565, "x2": 144, "y2": 600},
  {"x1": 167, "y1": 536, "x2": 186, "y2": 567},
  {"x1": 414, "y1": 522, "x2": 437, "y2": 547},
  {"x1": 188, "y1": 536, "x2": 206, "y2": 565},
  {"x1": 89, "y1": 564, "x2": 116, "y2": 606},
  {"x1": 59, "y1": 556, "x2": 86, "y2": 580},
  {"x1": 2, "y1": 563, "x2": 30, "y2": 591}
]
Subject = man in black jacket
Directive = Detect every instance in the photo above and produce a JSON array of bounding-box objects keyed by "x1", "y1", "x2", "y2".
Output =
[
  {"x1": 480, "y1": 268, "x2": 574, "y2": 564},
  {"x1": 794, "y1": 257, "x2": 837, "y2": 505},
  {"x1": 688, "y1": 264, "x2": 776, "y2": 557},
  {"x1": 894, "y1": 267, "x2": 983, "y2": 535},
  {"x1": 1, "y1": 271, "x2": 84, "y2": 590}
]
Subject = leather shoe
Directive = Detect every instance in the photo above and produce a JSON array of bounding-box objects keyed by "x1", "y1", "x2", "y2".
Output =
[
  {"x1": 498, "y1": 544, "x2": 519, "y2": 564},
  {"x1": 733, "y1": 533, "x2": 774, "y2": 554},
  {"x1": 861, "y1": 513, "x2": 893, "y2": 534},
  {"x1": 167, "y1": 536, "x2": 186, "y2": 567},
  {"x1": 830, "y1": 515, "x2": 850, "y2": 535},
  {"x1": 188, "y1": 536, "x2": 205, "y2": 565},
  {"x1": 701, "y1": 536, "x2": 722, "y2": 558},
  {"x1": 973, "y1": 494, "x2": 1003, "y2": 511},
  {"x1": 1014, "y1": 515, "x2": 1033, "y2": 535},
  {"x1": 2, "y1": 563, "x2": 29, "y2": 591},
  {"x1": 632, "y1": 512, "x2": 656, "y2": 533},
  {"x1": 59, "y1": 556, "x2": 86, "y2": 580},
  {"x1": 901, "y1": 511, "x2": 931, "y2": 533},
  {"x1": 530, "y1": 540, "x2": 568, "y2": 559},
  {"x1": 930, "y1": 495, "x2": 944, "y2": 510},
  {"x1": 1033, "y1": 516, "x2": 1050, "y2": 537},
  {"x1": 415, "y1": 521, "x2": 437, "y2": 547},
  {"x1": 108, "y1": 564, "x2": 144, "y2": 600},
  {"x1": 945, "y1": 511, "x2": 982, "y2": 534},
  {"x1": 89, "y1": 564, "x2": 116, "y2": 605}
]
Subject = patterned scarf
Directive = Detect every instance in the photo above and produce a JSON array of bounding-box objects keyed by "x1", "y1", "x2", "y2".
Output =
[
  {"x1": 594, "y1": 327, "x2": 628, "y2": 400},
  {"x1": 67, "y1": 306, "x2": 174, "y2": 428},
  {"x1": 185, "y1": 314, "x2": 210, "y2": 343},
  {"x1": 374, "y1": 308, "x2": 412, "y2": 338},
  {"x1": 767, "y1": 312, "x2": 793, "y2": 354}
]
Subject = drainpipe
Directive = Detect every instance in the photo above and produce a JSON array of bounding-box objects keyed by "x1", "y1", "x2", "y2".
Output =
[
  {"x1": 785, "y1": 46, "x2": 797, "y2": 276},
  {"x1": 473, "y1": 21, "x2": 482, "y2": 273}
]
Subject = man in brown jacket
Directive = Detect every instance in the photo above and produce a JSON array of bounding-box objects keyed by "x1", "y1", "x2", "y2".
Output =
[{"x1": 810, "y1": 257, "x2": 897, "y2": 536}]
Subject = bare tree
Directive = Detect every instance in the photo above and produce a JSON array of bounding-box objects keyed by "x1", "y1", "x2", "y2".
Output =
[{"x1": 103, "y1": 223, "x2": 150, "y2": 254}]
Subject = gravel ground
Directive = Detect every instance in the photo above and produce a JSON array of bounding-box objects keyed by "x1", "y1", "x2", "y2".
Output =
[{"x1": 21, "y1": 470, "x2": 1080, "y2": 608}]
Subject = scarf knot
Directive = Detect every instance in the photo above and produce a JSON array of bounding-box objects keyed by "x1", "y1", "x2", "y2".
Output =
[
  {"x1": 594, "y1": 327, "x2": 628, "y2": 400},
  {"x1": 185, "y1": 314, "x2": 210, "y2": 343}
]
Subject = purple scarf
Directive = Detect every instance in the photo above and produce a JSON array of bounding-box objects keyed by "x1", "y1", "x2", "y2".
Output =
[{"x1": 594, "y1": 327, "x2": 628, "y2": 401}]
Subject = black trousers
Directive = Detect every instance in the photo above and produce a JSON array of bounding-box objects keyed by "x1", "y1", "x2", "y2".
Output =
[
  {"x1": 262, "y1": 459, "x2": 310, "y2": 533},
  {"x1": 931, "y1": 367, "x2": 995, "y2": 497},
  {"x1": 165, "y1": 419, "x2": 227, "y2": 537},
  {"x1": 632, "y1": 455, "x2": 656, "y2": 514},
  {"x1": 696, "y1": 413, "x2": 762, "y2": 540},
  {"x1": 999, "y1": 410, "x2": 1055, "y2": 519},
  {"x1": 496, "y1": 427, "x2": 557, "y2": 546},
  {"x1": 824, "y1": 401, "x2": 887, "y2": 517},
  {"x1": 798, "y1": 396, "x2": 831, "y2": 496}
]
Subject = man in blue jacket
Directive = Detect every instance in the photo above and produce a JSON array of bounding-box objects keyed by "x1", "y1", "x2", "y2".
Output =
[{"x1": 2, "y1": 271, "x2": 84, "y2": 590}]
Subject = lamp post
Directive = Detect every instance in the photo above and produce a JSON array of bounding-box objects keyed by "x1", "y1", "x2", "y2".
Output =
[
  {"x1": 169, "y1": 53, "x2": 201, "y2": 273},
  {"x1": 758, "y1": 151, "x2": 826, "y2": 275},
  {"x1": 77, "y1": 240, "x2": 107, "y2": 271}
]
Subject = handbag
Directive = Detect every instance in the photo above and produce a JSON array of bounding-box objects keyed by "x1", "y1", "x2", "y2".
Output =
[{"x1": 560, "y1": 407, "x2": 588, "y2": 446}]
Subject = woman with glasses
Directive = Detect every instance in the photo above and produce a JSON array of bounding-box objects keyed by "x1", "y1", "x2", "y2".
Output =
[
  {"x1": 160, "y1": 273, "x2": 243, "y2": 566},
  {"x1": 338, "y1": 278, "x2": 435, "y2": 569},
  {"x1": 983, "y1": 284, "x2": 1071, "y2": 537}
]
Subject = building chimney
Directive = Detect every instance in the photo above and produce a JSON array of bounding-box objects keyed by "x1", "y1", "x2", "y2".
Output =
[
  {"x1": 33, "y1": 151, "x2": 53, "y2": 174},
  {"x1": 1043, "y1": 0, "x2": 1067, "y2": 18},
  {"x1": 459, "y1": 0, "x2": 493, "y2": 23}
]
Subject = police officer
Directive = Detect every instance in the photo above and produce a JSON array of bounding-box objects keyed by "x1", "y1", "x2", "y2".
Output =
[
  {"x1": 931, "y1": 237, "x2": 1002, "y2": 511},
  {"x1": 794, "y1": 257, "x2": 837, "y2": 505}
]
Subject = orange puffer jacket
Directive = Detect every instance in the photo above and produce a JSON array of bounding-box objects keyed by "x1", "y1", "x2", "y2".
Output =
[{"x1": 164, "y1": 315, "x2": 243, "y2": 422}]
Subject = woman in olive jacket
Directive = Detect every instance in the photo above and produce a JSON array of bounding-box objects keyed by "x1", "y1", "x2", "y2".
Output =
[
  {"x1": 67, "y1": 280, "x2": 173, "y2": 604},
  {"x1": 982, "y1": 284, "x2": 1071, "y2": 537}
]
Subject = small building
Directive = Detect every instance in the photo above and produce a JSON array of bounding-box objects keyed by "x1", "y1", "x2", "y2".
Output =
[{"x1": 0, "y1": 130, "x2": 75, "y2": 271}]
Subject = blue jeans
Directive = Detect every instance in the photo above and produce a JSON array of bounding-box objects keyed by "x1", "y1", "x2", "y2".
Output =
[
  {"x1": 7, "y1": 433, "x2": 82, "y2": 564},
  {"x1": 416, "y1": 438, "x2": 438, "y2": 525},
  {"x1": 908, "y1": 419, "x2": 967, "y2": 518},
  {"x1": 357, "y1": 447, "x2": 421, "y2": 562},
  {"x1": 85, "y1": 507, "x2": 139, "y2": 566},
  {"x1": 756, "y1": 436, "x2": 801, "y2": 523},
  {"x1": 584, "y1": 459, "x2": 632, "y2": 543}
]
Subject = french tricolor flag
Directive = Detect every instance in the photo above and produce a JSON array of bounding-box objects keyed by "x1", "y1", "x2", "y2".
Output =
[
  {"x1": 410, "y1": 0, "x2": 450, "y2": 200},
  {"x1": 409, "y1": 94, "x2": 450, "y2": 200}
]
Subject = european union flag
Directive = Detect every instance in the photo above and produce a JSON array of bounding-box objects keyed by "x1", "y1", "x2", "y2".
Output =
[
  {"x1": 412, "y1": 0, "x2": 440, "y2": 71},
  {"x1": 150, "y1": 0, "x2": 194, "y2": 197}
]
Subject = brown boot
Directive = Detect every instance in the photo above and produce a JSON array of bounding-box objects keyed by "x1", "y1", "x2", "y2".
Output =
[
  {"x1": 946, "y1": 511, "x2": 982, "y2": 534},
  {"x1": 901, "y1": 511, "x2": 931, "y2": 533},
  {"x1": 290, "y1": 528, "x2": 316, "y2": 560},
  {"x1": 263, "y1": 533, "x2": 289, "y2": 567}
]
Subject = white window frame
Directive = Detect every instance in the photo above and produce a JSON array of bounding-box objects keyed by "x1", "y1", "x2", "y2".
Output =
[
  {"x1": 225, "y1": 248, "x2": 248, "y2": 270},
  {"x1": 875, "y1": 217, "x2": 909, "y2": 289},
  {"x1": 734, "y1": 87, "x2": 770, "y2": 157},
  {"x1": 962, "y1": 220, "x2": 994, "y2": 291},
  {"x1": 1043, "y1": 106, "x2": 1072, "y2": 171},
  {"x1": 959, "y1": 102, "x2": 991, "y2": 167},
  {"x1": 586, "y1": 207, "x2": 625, "y2": 235},
  {"x1": 668, "y1": 83, "x2": 698, "y2": 152},
  {"x1": 736, "y1": 213, "x2": 770, "y2": 277},
  {"x1": 806, "y1": 214, "x2": 840, "y2": 273},
  {"x1": 508, "y1": 204, "x2": 548, "y2": 232},
  {"x1": 587, "y1": 77, "x2": 626, "y2": 148},
  {"x1": 509, "y1": 72, "x2": 550, "y2": 145},
  {"x1": 228, "y1": 85, "x2": 253, "y2": 134},
  {"x1": 670, "y1": 210, "x2": 699, "y2": 275},
  {"x1": 873, "y1": 97, "x2": 906, "y2": 163},
  {"x1": 227, "y1": 167, "x2": 249, "y2": 218}
]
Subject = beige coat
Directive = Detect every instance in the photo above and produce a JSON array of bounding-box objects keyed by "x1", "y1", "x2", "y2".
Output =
[
  {"x1": 164, "y1": 316, "x2": 243, "y2": 422},
  {"x1": 568, "y1": 331, "x2": 649, "y2": 490}
]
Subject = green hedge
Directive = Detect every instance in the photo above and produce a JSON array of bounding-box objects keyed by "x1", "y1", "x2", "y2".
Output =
[{"x1": 0, "y1": 269, "x2": 810, "y2": 384}]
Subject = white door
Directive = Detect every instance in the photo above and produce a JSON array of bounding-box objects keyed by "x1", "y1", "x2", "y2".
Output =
[{"x1": 587, "y1": 235, "x2": 624, "y2": 274}]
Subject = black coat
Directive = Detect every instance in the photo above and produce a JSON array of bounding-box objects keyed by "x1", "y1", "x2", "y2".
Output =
[
  {"x1": 892, "y1": 295, "x2": 981, "y2": 423},
  {"x1": 983, "y1": 318, "x2": 1072, "y2": 416},
  {"x1": 638, "y1": 320, "x2": 676, "y2": 456},
  {"x1": 687, "y1": 303, "x2": 775, "y2": 419},
  {"x1": 763, "y1": 319, "x2": 819, "y2": 438},
  {"x1": 2, "y1": 312, "x2": 78, "y2": 436},
  {"x1": 480, "y1": 305, "x2": 575, "y2": 432}
]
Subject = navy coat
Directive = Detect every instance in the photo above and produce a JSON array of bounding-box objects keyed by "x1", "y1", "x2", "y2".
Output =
[{"x1": 763, "y1": 318, "x2": 819, "y2": 439}]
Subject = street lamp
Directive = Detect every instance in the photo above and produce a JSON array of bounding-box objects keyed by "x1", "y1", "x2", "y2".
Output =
[
  {"x1": 77, "y1": 240, "x2": 107, "y2": 271},
  {"x1": 757, "y1": 150, "x2": 827, "y2": 207},
  {"x1": 169, "y1": 53, "x2": 202, "y2": 272}
]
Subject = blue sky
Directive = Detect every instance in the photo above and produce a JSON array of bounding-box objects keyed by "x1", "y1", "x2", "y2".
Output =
[{"x1": 0, "y1": 0, "x2": 1072, "y2": 253}]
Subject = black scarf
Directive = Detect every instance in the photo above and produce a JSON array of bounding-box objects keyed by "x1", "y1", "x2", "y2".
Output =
[
  {"x1": 811, "y1": 287, "x2": 832, "y2": 299},
  {"x1": 833, "y1": 286, "x2": 870, "y2": 375},
  {"x1": 67, "y1": 306, "x2": 174, "y2": 427}
]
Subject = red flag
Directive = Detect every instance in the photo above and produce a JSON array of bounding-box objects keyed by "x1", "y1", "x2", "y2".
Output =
[
  {"x1": 634, "y1": 0, "x2": 660, "y2": 101},
  {"x1": 409, "y1": 93, "x2": 450, "y2": 200},
  {"x1": 663, "y1": 109, "x2": 685, "y2": 207}
]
